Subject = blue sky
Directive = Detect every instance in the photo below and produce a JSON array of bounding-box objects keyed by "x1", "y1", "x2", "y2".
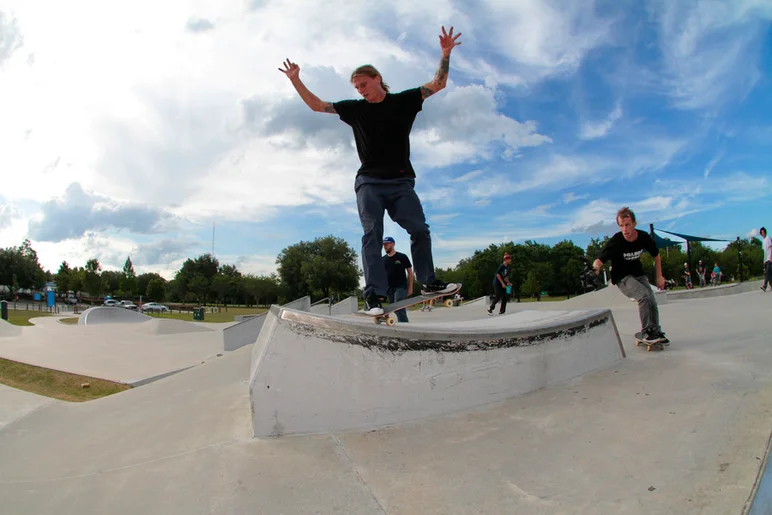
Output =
[{"x1": 0, "y1": 0, "x2": 770, "y2": 279}]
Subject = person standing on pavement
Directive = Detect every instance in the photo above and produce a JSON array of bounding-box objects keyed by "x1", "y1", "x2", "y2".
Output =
[
  {"x1": 760, "y1": 227, "x2": 772, "y2": 291},
  {"x1": 382, "y1": 237, "x2": 413, "y2": 323},
  {"x1": 278, "y1": 26, "x2": 462, "y2": 315},
  {"x1": 488, "y1": 254, "x2": 513, "y2": 316},
  {"x1": 696, "y1": 260, "x2": 707, "y2": 288},
  {"x1": 593, "y1": 207, "x2": 669, "y2": 345}
]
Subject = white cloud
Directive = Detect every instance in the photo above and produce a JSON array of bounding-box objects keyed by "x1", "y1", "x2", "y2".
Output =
[
  {"x1": 704, "y1": 151, "x2": 723, "y2": 178},
  {"x1": 0, "y1": 11, "x2": 24, "y2": 66},
  {"x1": 412, "y1": 84, "x2": 552, "y2": 169},
  {"x1": 450, "y1": 169, "x2": 484, "y2": 183},
  {"x1": 579, "y1": 103, "x2": 623, "y2": 140},
  {"x1": 562, "y1": 192, "x2": 589, "y2": 204},
  {"x1": 650, "y1": 0, "x2": 772, "y2": 109}
]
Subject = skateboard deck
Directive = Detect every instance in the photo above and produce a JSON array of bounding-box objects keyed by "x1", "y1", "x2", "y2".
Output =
[
  {"x1": 355, "y1": 283, "x2": 463, "y2": 325},
  {"x1": 634, "y1": 336, "x2": 666, "y2": 351}
]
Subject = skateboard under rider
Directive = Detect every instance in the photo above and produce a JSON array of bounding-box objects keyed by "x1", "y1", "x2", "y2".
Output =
[{"x1": 355, "y1": 283, "x2": 463, "y2": 325}]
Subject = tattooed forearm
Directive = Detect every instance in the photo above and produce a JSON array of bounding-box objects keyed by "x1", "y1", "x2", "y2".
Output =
[
  {"x1": 420, "y1": 86, "x2": 436, "y2": 99},
  {"x1": 321, "y1": 102, "x2": 337, "y2": 114},
  {"x1": 434, "y1": 55, "x2": 450, "y2": 87}
]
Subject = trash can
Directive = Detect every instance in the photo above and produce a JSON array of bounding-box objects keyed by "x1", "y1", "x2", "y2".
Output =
[
  {"x1": 193, "y1": 307, "x2": 204, "y2": 321},
  {"x1": 0, "y1": 300, "x2": 7, "y2": 321}
]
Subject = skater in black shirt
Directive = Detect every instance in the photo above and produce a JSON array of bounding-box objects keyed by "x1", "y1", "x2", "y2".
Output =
[
  {"x1": 593, "y1": 207, "x2": 669, "y2": 345},
  {"x1": 280, "y1": 27, "x2": 462, "y2": 315}
]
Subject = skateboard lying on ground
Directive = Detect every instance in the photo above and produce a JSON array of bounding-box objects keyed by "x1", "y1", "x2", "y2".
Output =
[
  {"x1": 634, "y1": 335, "x2": 666, "y2": 352},
  {"x1": 355, "y1": 283, "x2": 463, "y2": 325}
]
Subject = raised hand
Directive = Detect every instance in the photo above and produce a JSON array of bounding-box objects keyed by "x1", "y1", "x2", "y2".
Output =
[
  {"x1": 439, "y1": 26, "x2": 462, "y2": 55},
  {"x1": 278, "y1": 59, "x2": 300, "y2": 80}
]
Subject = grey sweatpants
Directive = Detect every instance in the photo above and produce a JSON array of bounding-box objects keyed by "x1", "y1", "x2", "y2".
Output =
[
  {"x1": 355, "y1": 176, "x2": 436, "y2": 299},
  {"x1": 616, "y1": 275, "x2": 661, "y2": 333}
]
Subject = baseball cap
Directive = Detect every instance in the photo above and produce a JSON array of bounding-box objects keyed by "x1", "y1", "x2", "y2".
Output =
[{"x1": 383, "y1": 236, "x2": 395, "y2": 244}]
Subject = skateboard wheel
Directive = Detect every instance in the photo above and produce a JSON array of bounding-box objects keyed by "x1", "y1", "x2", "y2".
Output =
[
  {"x1": 444, "y1": 299, "x2": 453, "y2": 308},
  {"x1": 386, "y1": 317, "x2": 396, "y2": 326},
  {"x1": 374, "y1": 317, "x2": 382, "y2": 324}
]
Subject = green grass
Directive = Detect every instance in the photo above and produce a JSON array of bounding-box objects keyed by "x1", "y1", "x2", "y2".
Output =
[
  {"x1": 0, "y1": 357, "x2": 131, "y2": 402},
  {"x1": 59, "y1": 317, "x2": 79, "y2": 325},
  {"x1": 4, "y1": 309, "x2": 56, "y2": 326},
  {"x1": 146, "y1": 306, "x2": 269, "y2": 323}
]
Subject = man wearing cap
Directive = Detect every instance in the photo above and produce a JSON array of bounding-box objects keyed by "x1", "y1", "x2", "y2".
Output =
[
  {"x1": 383, "y1": 237, "x2": 414, "y2": 322},
  {"x1": 488, "y1": 254, "x2": 513, "y2": 315}
]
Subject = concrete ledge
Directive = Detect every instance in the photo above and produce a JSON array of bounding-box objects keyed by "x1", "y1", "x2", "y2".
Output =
[{"x1": 249, "y1": 306, "x2": 625, "y2": 438}]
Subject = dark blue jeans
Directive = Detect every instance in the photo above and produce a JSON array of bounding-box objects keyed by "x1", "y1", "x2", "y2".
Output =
[
  {"x1": 355, "y1": 176, "x2": 436, "y2": 299},
  {"x1": 388, "y1": 287, "x2": 409, "y2": 322}
]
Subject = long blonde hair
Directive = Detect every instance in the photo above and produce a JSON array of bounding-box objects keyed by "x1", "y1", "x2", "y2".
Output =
[{"x1": 350, "y1": 65, "x2": 389, "y2": 92}]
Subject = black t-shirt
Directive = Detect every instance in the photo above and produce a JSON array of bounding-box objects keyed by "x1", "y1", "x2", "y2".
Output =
[
  {"x1": 333, "y1": 88, "x2": 423, "y2": 180},
  {"x1": 598, "y1": 230, "x2": 659, "y2": 284},
  {"x1": 383, "y1": 252, "x2": 412, "y2": 288},
  {"x1": 493, "y1": 264, "x2": 510, "y2": 287},
  {"x1": 697, "y1": 264, "x2": 706, "y2": 274}
]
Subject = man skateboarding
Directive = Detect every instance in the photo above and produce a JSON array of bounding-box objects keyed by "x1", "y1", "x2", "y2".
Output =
[
  {"x1": 488, "y1": 254, "x2": 513, "y2": 316},
  {"x1": 593, "y1": 207, "x2": 669, "y2": 345},
  {"x1": 382, "y1": 236, "x2": 413, "y2": 322},
  {"x1": 279, "y1": 27, "x2": 462, "y2": 315},
  {"x1": 760, "y1": 227, "x2": 772, "y2": 291}
]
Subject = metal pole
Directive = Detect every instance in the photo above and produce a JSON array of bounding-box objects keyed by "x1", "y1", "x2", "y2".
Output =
[{"x1": 737, "y1": 237, "x2": 744, "y2": 283}]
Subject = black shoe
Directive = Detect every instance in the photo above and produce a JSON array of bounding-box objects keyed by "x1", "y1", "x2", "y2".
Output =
[
  {"x1": 363, "y1": 294, "x2": 384, "y2": 316},
  {"x1": 421, "y1": 281, "x2": 457, "y2": 295},
  {"x1": 642, "y1": 330, "x2": 664, "y2": 344},
  {"x1": 487, "y1": 307, "x2": 494, "y2": 316}
]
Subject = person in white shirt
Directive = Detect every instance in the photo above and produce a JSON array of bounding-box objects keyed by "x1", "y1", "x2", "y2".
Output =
[{"x1": 760, "y1": 227, "x2": 772, "y2": 292}]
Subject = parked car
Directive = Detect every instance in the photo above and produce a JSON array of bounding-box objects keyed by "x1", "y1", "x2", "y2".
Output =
[
  {"x1": 119, "y1": 300, "x2": 138, "y2": 311},
  {"x1": 104, "y1": 299, "x2": 120, "y2": 307},
  {"x1": 140, "y1": 302, "x2": 170, "y2": 313}
]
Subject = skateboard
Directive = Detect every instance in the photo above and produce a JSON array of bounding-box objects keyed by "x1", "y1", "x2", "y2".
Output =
[
  {"x1": 355, "y1": 283, "x2": 463, "y2": 325},
  {"x1": 634, "y1": 335, "x2": 666, "y2": 352}
]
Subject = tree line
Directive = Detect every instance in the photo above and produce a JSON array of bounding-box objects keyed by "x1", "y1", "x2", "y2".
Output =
[{"x1": 0, "y1": 232, "x2": 765, "y2": 305}]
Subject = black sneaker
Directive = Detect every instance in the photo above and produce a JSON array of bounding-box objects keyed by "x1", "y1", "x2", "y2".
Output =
[
  {"x1": 487, "y1": 307, "x2": 494, "y2": 316},
  {"x1": 363, "y1": 294, "x2": 384, "y2": 316},
  {"x1": 421, "y1": 281, "x2": 458, "y2": 295},
  {"x1": 642, "y1": 330, "x2": 664, "y2": 344},
  {"x1": 657, "y1": 331, "x2": 670, "y2": 345}
]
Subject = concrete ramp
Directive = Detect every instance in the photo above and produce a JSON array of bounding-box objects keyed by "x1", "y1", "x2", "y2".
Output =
[
  {"x1": 249, "y1": 306, "x2": 625, "y2": 437},
  {"x1": 310, "y1": 301, "x2": 331, "y2": 315},
  {"x1": 330, "y1": 296, "x2": 358, "y2": 315},
  {"x1": 0, "y1": 320, "x2": 22, "y2": 338},
  {"x1": 223, "y1": 313, "x2": 268, "y2": 351},
  {"x1": 668, "y1": 280, "x2": 763, "y2": 300},
  {"x1": 79, "y1": 307, "x2": 151, "y2": 325},
  {"x1": 223, "y1": 296, "x2": 312, "y2": 352}
]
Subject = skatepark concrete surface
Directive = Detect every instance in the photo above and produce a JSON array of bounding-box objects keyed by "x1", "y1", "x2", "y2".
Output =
[
  {"x1": 1, "y1": 286, "x2": 771, "y2": 514},
  {"x1": 0, "y1": 384, "x2": 56, "y2": 431},
  {"x1": 0, "y1": 315, "x2": 227, "y2": 385}
]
